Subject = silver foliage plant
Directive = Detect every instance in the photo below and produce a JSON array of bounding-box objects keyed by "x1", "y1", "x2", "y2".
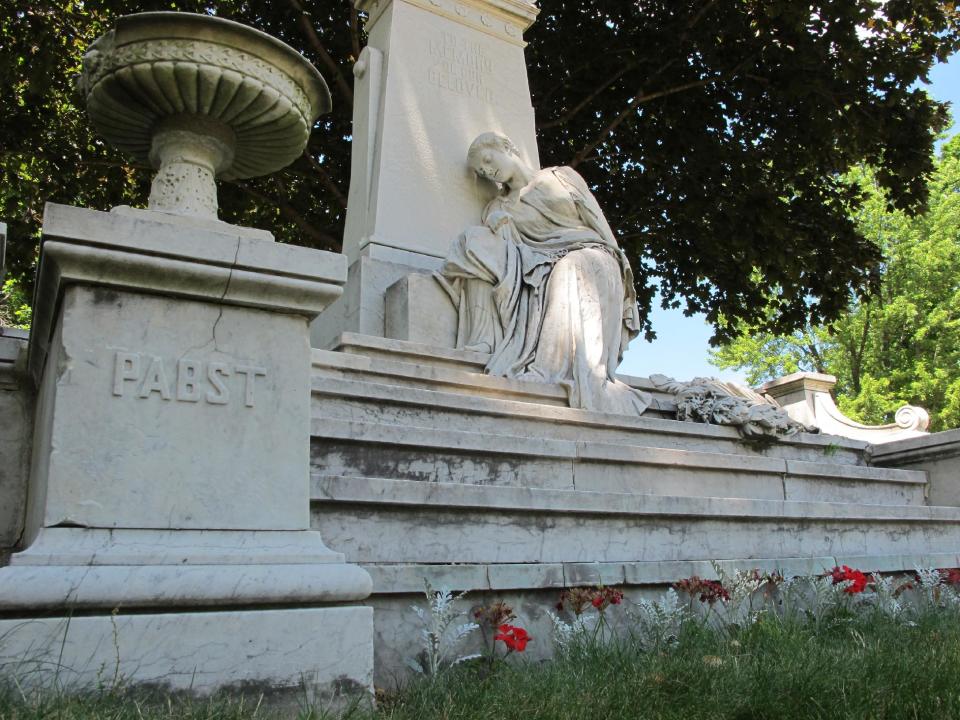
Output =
[
  {"x1": 407, "y1": 580, "x2": 480, "y2": 676},
  {"x1": 544, "y1": 566, "x2": 960, "y2": 651},
  {"x1": 627, "y1": 588, "x2": 688, "y2": 649}
]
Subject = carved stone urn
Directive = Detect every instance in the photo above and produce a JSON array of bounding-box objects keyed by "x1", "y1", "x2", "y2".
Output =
[{"x1": 78, "y1": 12, "x2": 331, "y2": 220}]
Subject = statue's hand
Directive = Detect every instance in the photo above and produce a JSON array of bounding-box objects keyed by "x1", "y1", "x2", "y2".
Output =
[{"x1": 484, "y1": 209, "x2": 512, "y2": 232}]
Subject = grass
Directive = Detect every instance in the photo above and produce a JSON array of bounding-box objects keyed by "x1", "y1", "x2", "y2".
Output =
[
  {"x1": 0, "y1": 686, "x2": 285, "y2": 720},
  {"x1": 375, "y1": 610, "x2": 960, "y2": 720},
  {"x1": 5, "y1": 609, "x2": 960, "y2": 719}
]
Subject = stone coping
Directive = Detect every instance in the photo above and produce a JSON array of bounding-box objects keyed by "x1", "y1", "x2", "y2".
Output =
[
  {"x1": 870, "y1": 428, "x2": 960, "y2": 463},
  {"x1": 759, "y1": 371, "x2": 837, "y2": 395},
  {"x1": 312, "y1": 476, "x2": 947, "y2": 521},
  {"x1": 363, "y1": 553, "x2": 960, "y2": 594},
  {"x1": 0, "y1": 330, "x2": 26, "y2": 364},
  {"x1": 29, "y1": 204, "x2": 346, "y2": 384},
  {"x1": 43, "y1": 204, "x2": 345, "y2": 283}
]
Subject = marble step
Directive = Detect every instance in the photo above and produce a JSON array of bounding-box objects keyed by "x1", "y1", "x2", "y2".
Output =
[
  {"x1": 310, "y1": 475, "x2": 958, "y2": 567},
  {"x1": 321, "y1": 333, "x2": 680, "y2": 412},
  {"x1": 311, "y1": 366, "x2": 870, "y2": 468},
  {"x1": 310, "y1": 413, "x2": 925, "y2": 505},
  {"x1": 356, "y1": 552, "x2": 960, "y2": 596}
]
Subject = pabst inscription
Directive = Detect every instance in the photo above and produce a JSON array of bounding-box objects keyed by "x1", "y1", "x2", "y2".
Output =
[
  {"x1": 112, "y1": 351, "x2": 267, "y2": 408},
  {"x1": 428, "y1": 31, "x2": 494, "y2": 103}
]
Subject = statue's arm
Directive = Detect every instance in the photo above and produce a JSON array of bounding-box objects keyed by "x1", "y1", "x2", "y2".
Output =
[{"x1": 481, "y1": 196, "x2": 512, "y2": 233}]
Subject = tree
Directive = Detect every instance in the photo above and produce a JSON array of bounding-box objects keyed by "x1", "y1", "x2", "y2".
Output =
[
  {"x1": 2, "y1": 1, "x2": 959, "y2": 342},
  {"x1": 712, "y1": 135, "x2": 960, "y2": 432}
]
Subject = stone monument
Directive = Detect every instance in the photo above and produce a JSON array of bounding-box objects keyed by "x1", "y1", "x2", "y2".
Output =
[
  {"x1": 0, "y1": 12, "x2": 373, "y2": 702},
  {"x1": 3, "y1": 0, "x2": 960, "y2": 698}
]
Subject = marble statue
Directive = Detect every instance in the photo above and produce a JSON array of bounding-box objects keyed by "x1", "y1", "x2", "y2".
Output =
[{"x1": 436, "y1": 132, "x2": 651, "y2": 415}]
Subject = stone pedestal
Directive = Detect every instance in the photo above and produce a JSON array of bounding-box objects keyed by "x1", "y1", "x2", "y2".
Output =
[
  {"x1": 311, "y1": 0, "x2": 540, "y2": 346},
  {"x1": 0, "y1": 203, "x2": 373, "y2": 701}
]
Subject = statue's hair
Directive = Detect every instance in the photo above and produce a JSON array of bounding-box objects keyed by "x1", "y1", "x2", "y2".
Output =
[{"x1": 467, "y1": 132, "x2": 520, "y2": 163}]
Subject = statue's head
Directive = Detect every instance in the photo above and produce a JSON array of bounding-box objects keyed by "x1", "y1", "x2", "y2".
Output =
[{"x1": 467, "y1": 132, "x2": 522, "y2": 183}]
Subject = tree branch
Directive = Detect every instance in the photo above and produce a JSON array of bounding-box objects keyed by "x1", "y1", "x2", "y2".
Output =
[
  {"x1": 537, "y1": 49, "x2": 639, "y2": 105},
  {"x1": 348, "y1": 0, "x2": 363, "y2": 60},
  {"x1": 537, "y1": 61, "x2": 637, "y2": 131},
  {"x1": 287, "y1": 0, "x2": 354, "y2": 105},
  {"x1": 852, "y1": 304, "x2": 872, "y2": 395},
  {"x1": 569, "y1": 76, "x2": 718, "y2": 168},
  {"x1": 805, "y1": 340, "x2": 826, "y2": 374},
  {"x1": 302, "y1": 151, "x2": 349, "y2": 209}
]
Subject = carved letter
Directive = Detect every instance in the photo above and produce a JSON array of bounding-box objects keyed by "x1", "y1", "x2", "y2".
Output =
[
  {"x1": 113, "y1": 352, "x2": 141, "y2": 397},
  {"x1": 176, "y1": 359, "x2": 202, "y2": 402},
  {"x1": 138, "y1": 355, "x2": 172, "y2": 400},
  {"x1": 234, "y1": 365, "x2": 267, "y2": 408},
  {"x1": 206, "y1": 362, "x2": 231, "y2": 405}
]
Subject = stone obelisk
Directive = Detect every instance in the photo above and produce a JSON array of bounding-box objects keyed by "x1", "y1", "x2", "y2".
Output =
[{"x1": 312, "y1": 0, "x2": 540, "y2": 347}]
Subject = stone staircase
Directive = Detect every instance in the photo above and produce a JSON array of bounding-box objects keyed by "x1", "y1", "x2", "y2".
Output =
[{"x1": 308, "y1": 333, "x2": 960, "y2": 679}]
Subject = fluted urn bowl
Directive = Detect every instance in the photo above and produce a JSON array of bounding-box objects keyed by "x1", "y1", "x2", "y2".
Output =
[{"x1": 78, "y1": 11, "x2": 331, "y2": 219}]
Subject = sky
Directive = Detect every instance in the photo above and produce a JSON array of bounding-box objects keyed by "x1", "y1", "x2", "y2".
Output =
[{"x1": 618, "y1": 53, "x2": 960, "y2": 385}]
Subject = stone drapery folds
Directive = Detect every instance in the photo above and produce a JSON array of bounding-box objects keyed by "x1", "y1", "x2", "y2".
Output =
[{"x1": 436, "y1": 132, "x2": 651, "y2": 416}]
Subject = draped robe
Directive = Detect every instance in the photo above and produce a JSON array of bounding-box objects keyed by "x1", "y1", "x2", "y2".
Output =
[{"x1": 437, "y1": 166, "x2": 652, "y2": 416}]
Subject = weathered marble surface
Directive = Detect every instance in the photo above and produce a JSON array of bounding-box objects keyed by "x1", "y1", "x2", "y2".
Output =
[
  {"x1": 0, "y1": 607, "x2": 373, "y2": 700},
  {"x1": 312, "y1": 249, "x2": 442, "y2": 350},
  {"x1": 385, "y1": 272, "x2": 458, "y2": 347},
  {"x1": 30, "y1": 287, "x2": 316, "y2": 533}
]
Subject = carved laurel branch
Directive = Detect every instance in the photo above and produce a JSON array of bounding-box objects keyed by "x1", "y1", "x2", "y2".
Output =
[
  {"x1": 82, "y1": 39, "x2": 312, "y2": 123},
  {"x1": 650, "y1": 373, "x2": 810, "y2": 440}
]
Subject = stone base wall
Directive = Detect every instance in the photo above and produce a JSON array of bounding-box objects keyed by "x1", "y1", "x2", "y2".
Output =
[
  {"x1": 871, "y1": 429, "x2": 960, "y2": 506},
  {"x1": 0, "y1": 607, "x2": 373, "y2": 705},
  {"x1": 308, "y1": 335, "x2": 960, "y2": 683}
]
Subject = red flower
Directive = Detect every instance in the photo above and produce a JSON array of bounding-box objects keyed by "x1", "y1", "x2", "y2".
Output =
[
  {"x1": 495, "y1": 624, "x2": 531, "y2": 652},
  {"x1": 591, "y1": 595, "x2": 604, "y2": 608},
  {"x1": 939, "y1": 568, "x2": 960, "y2": 586},
  {"x1": 828, "y1": 566, "x2": 869, "y2": 594},
  {"x1": 674, "y1": 575, "x2": 729, "y2": 605}
]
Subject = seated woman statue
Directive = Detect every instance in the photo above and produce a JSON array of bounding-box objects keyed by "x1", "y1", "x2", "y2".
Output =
[{"x1": 436, "y1": 132, "x2": 652, "y2": 415}]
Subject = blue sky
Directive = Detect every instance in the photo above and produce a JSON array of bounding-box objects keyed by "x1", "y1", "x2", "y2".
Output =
[{"x1": 619, "y1": 53, "x2": 960, "y2": 384}]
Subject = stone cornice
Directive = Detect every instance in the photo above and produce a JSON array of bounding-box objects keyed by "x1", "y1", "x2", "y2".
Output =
[
  {"x1": 29, "y1": 203, "x2": 346, "y2": 384},
  {"x1": 357, "y1": 0, "x2": 539, "y2": 47}
]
